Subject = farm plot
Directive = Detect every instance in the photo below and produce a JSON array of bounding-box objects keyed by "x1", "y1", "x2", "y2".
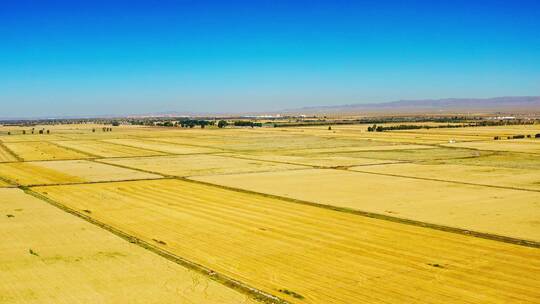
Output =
[
  {"x1": 442, "y1": 140, "x2": 540, "y2": 153},
  {"x1": 437, "y1": 151, "x2": 540, "y2": 170},
  {"x1": 53, "y1": 140, "x2": 165, "y2": 158},
  {"x1": 391, "y1": 125, "x2": 540, "y2": 138},
  {"x1": 0, "y1": 134, "x2": 69, "y2": 142},
  {"x1": 321, "y1": 147, "x2": 491, "y2": 162},
  {"x1": 153, "y1": 134, "x2": 387, "y2": 152},
  {"x1": 3, "y1": 141, "x2": 91, "y2": 161},
  {"x1": 0, "y1": 188, "x2": 256, "y2": 304},
  {"x1": 100, "y1": 154, "x2": 307, "y2": 177},
  {"x1": 104, "y1": 138, "x2": 220, "y2": 154},
  {"x1": 0, "y1": 145, "x2": 18, "y2": 162},
  {"x1": 194, "y1": 169, "x2": 540, "y2": 242},
  {"x1": 220, "y1": 152, "x2": 397, "y2": 168},
  {"x1": 0, "y1": 180, "x2": 12, "y2": 187},
  {"x1": 0, "y1": 160, "x2": 161, "y2": 186},
  {"x1": 33, "y1": 179, "x2": 540, "y2": 304},
  {"x1": 319, "y1": 130, "x2": 489, "y2": 144},
  {"x1": 352, "y1": 163, "x2": 540, "y2": 191}
]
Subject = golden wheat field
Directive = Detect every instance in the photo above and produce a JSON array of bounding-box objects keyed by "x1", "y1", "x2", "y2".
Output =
[
  {"x1": 1, "y1": 123, "x2": 539, "y2": 303},
  {"x1": 0, "y1": 188, "x2": 256, "y2": 304}
]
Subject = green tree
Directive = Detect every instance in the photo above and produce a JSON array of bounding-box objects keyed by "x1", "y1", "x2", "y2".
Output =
[{"x1": 218, "y1": 120, "x2": 228, "y2": 128}]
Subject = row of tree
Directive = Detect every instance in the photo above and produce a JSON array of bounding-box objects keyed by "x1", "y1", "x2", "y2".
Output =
[{"x1": 7, "y1": 128, "x2": 50, "y2": 135}]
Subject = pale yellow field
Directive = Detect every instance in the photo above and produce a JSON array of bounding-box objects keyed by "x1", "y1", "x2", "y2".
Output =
[
  {"x1": 315, "y1": 147, "x2": 488, "y2": 162},
  {"x1": 4, "y1": 142, "x2": 92, "y2": 161},
  {"x1": 53, "y1": 140, "x2": 165, "y2": 157},
  {"x1": 392, "y1": 125, "x2": 540, "y2": 137},
  {"x1": 438, "y1": 152, "x2": 540, "y2": 169},
  {"x1": 104, "y1": 138, "x2": 220, "y2": 154},
  {"x1": 33, "y1": 179, "x2": 540, "y2": 304},
  {"x1": 152, "y1": 133, "x2": 387, "y2": 151},
  {"x1": 194, "y1": 168, "x2": 540, "y2": 242},
  {"x1": 0, "y1": 188, "x2": 256, "y2": 304},
  {"x1": 442, "y1": 140, "x2": 540, "y2": 153},
  {"x1": 0, "y1": 160, "x2": 161, "y2": 186},
  {"x1": 352, "y1": 162, "x2": 540, "y2": 191},
  {"x1": 220, "y1": 152, "x2": 399, "y2": 167},
  {"x1": 100, "y1": 154, "x2": 307, "y2": 177}
]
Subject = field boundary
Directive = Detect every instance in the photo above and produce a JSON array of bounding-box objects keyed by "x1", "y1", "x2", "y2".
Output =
[
  {"x1": 182, "y1": 177, "x2": 540, "y2": 249},
  {"x1": 22, "y1": 186, "x2": 290, "y2": 304}
]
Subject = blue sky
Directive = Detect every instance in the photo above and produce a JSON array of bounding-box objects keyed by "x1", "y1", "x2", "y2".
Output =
[{"x1": 1, "y1": 0, "x2": 539, "y2": 117}]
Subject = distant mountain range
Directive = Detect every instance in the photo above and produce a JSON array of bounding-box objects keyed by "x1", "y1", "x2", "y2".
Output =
[
  {"x1": 283, "y1": 96, "x2": 540, "y2": 114},
  {"x1": 2, "y1": 96, "x2": 539, "y2": 121}
]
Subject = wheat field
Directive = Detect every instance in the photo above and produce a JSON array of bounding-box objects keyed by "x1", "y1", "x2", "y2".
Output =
[{"x1": 1, "y1": 123, "x2": 539, "y2": 303}]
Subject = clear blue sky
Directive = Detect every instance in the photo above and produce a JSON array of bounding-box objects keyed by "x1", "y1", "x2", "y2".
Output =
[{"x1": 1, "y1": 0, "x2": 539, "y2": 117}]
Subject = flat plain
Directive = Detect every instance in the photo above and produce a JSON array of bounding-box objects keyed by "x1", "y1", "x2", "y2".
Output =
[
  {"x1": 0, "y1": 188, "x2": 256, "y2": 304},
  {"x1": 33, "y1": 179, "x2": 540, "y2": 304},
  {"x1": 1, "y1": 122, "x2": 539, "y2": 303}
]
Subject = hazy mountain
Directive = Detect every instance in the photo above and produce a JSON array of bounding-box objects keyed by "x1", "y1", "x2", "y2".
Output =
[{"x1": 284, "y1": 96, "x2": 540, "y2": 114}]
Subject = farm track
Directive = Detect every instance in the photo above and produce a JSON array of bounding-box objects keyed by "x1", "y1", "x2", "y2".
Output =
[{"x1": 21, "y1": 186, "x2": 290, "y2": 304}]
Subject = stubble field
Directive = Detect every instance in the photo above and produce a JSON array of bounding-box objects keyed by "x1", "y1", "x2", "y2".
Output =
[{"x1": 1, "y1": 122, "x2": 539, "y2": 303}]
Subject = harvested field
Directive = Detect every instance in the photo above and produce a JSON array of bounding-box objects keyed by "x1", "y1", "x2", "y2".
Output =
[
  {"x1": 0, "y1": 160, "x2": 161, "y2": 186},
  {"x1": 1, "y1": 123, "x2": 539, "y2": 303},
  {"x1": 152, "y1": 134, "x2": 387, "y2": 152},
  {"x1": 0, "y1": 145, "x2": 18, "y2": 162},
  {"x1": 3, "y1": 142, "x2": 91, "y2": 161},
  {"x1": 291, "y1": 147, "x2": 490, "y2": 162},
  {"x1": 442, "y1": 140, "x2": 540, "y2": 153},
  {"x1": 194, "y1": 169, "x2": 540, "y2": 242},
  {"x1": 0, "y1": 188, "x2": 257, "y2": 304},
  {"x1": 353, "y1": 162, "x2": 540, "y2": 191},
  {"x1": 220, "y1": 152, "x2": 398, "y2": 167},
  {"x1": 0, "y1": 134, "x2": 69, "y2": 143},
  {"x1": 100, "y1": 154, "x2": 307, "y2": 177},
  {"x1": 104, "y1": 138, "x2": 220, "y2": 154},
  {"x1": 53, "y1": 140, "x2": 165, "y2": 158},
  {"x1": 437, "y1": 151, "x2": 540, "y2": 169},
  {"x1": 33, "y1": 179, "x2": 540, "y2": 304}
]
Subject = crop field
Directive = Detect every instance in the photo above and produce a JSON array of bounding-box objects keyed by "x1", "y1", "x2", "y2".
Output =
[
  {"x1": 0, "y1": 160, "x2": 161, "y2": 186},
  {"x1": 104, "y1": 138, "x2": 221, "y2": 154},
  {"x1": 32, "y1": 179, "x2": 540, "y2": 304},
  {"x1": 0, "y1": 144, "x2": 18, "y2": 162},
  {"x1": 442, "y1": 140, "x2": 540, "y2": 153},
  {"x1": 0, "y1": 188, "x2": 255, "y2": 304},
  {"x1": 220, "y1": 152, "x2": 399, "y2": 167},
  {"x1": 354, "y1": 162, "x2": 540, "y2": 191},
  {"x1": 0, "y1": 123, "x2": 539, "y2": 303},
  {"x1": 100, "y1": 154, "x2": 307, "y2": 177},
  {"x1": 3, "y1": 141, "x2": 92, "y2": 161},
  {"x1": 53, "y1": 140, "x2": 165, "y2": 158},
  {"x1": 194, "y1": 168, "x2": 540, "y2": 242}
]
